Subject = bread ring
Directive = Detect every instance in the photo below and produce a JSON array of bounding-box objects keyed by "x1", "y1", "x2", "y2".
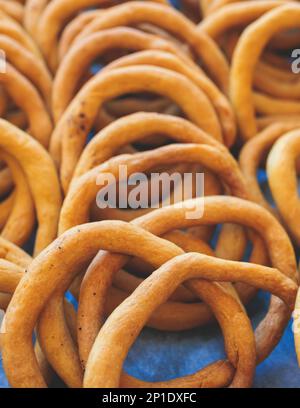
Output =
[
  {"x1": 267, "y1": 129, "x2": 300, "y2": 245},
  {"x1": 73, "y1": 112, "x2": 223, "y2": 180},
  {"x1": 37, "y1": 0, "x2": 169, "y2": 71},
  {"x1": 0, "y1": 34, "x2": 52, "y2": 108},
  {"x1": 230, "y1": 4, "x2": 300, "y2": 140},
  {"x1": 63, "y1": 138, "x2": 258, "y2": 275},
  {"x1": 59, "y1": 143, "x2": 248, "y2": 233},
  {"x1": 0, "y1": 257, "x2": 75, "y2": 385},
  {"x1": 198, "y1": 1, "x2": 284, "y2": 39},
  {"x1": 0, "y1": 63, "x2": 52, "y2": 147},
  {"x1": 104, "y1": 50, "x2": 236, "y2": 147},
  {"x1": 0, "y1": 194, "x2": 14, "y2": 230},
  {"x1": 73, "y1": 2, "x2": 229, "y2": 91},
  {"x1": 78, "y1": 196, "x2": 296, "y2": 370},
  {"x1": 101, "y1": 264, "x2": 257, "y2": 388},
  {"x1": 257, "y1": 115, "x2": 300, "y2": 131},
  {"x1": 58, "y1": 10, "x2": 105, "y2": 59},
  {"x1": 0, "y1": 237, "x2": 32, "y2": 268},
  {"x1": 0, "y1": 120, "x2": 61, "y2": 255},
  {"x1": 23, "y1": 0, "x2": 50, "y2": 38},
  {"x1": 0, "y1": 0, "x2": 23, "y2": 23},
  {"x1": 52, "y1": 27, "x2": 199, "y2": 122},
  {"x1": 84, "y1": 251, "x2": 296, "y2": 388},
  {"x1": 239, "y1": 122, "x2": 300, "y2": 217},
  {"x1": 2, "y1": 213, "x2": 296, "y2": 387},
  {"x1": 51, "y1": 65, "x2": 223, "y2": 192}
]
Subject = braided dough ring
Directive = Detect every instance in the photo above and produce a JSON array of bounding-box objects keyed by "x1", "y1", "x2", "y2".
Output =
[
  {"x1": 0, "y1": 63, "x2": 52, "y2": 147},
  {"x1": 0, "y1": 120, "x2": 61, "y2": 255},
  {"x1": 266, "y1": 129, "x2": 300, "y2": 246},
  {"x1": 230, "y1": 4, "x2": 300, "y2": 141},
  {"x1": 83, "y1": 251, "x2": 296, "y2": 388},
  {"x1": 37, "y1": 0, "x2": 168, "y2": 71},
  {"x1": 51, "y1": 65, "x2": 223, "y2": 192},
  {"x1": 73, "y1": 2, "x2": 229, "y2": 91},
  {"x1": 3, "y1": 216, "x2": 296, "y2": 388}
]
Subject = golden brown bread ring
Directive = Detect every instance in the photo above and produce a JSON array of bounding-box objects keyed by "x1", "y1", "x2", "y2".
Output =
[
  {"x1": 23, "y1": 0, "x2": 50, "y2": 38},
  {"x1": 105, "y1": 96, "x2": 170, "y2": 119},
  {"x1": 90, "y1": 161, "x2": 222, "y2": 246},
  {"x1": 51, "y1": 65, "x2": 223, "y2": 193},
  {"x1": 73, "y1": 2, "x2": 229, "y2": 91},
  {"x1": 63, "y1": 139, "x2": 258, "y2": 279},
  {"x1": 3, "y1": 210, "x2": 296, "y2": 388},
  {"x1": 78, "y1": 196, "x2": 296, "y2": 371},
  {"x1": 58, "y1": 10, "x2": 104, "y2": 58},
  {"x1": 230, "y1": 4, "x2": 300, "y2": 141},
  {"x1": 0, "y1": 10, "x2": 42, "y2": 58},
  {"x1": 205, "y1": 0, "x2": 245, "y2": 15},
  {"x1": 37, "y1": 0, "x2": 169, "y2": 71},
  {"x1": 83, "y1": 251, "x2": 296, "y2": 388},
  {"x1": 59, "y1": 143, "x2": 248, "y2": 233},
  {"x1": 2, "y1": 220, "x2": 185, "y2": 388},
  {"x1": 266, "y1": 129, "x2": 300, "y2": 246},
  {"x1": 0, "y1": 0, "x2": 23, "y2": 23},
  {"x1": 0, "y1": 34, "x2": 52, "y2": 108},
  {"x1": 52, "y1": 27, "x2": 198, "y2": 122},
  {"x1": 198, "y1": 1, "x2": 285, "y2": 39},
  {"x1": 0, "y1": 120, "x2": 61, "y2": 255},
  {"x1": 239, "y1": 122, "x2": 300, "y2": 217},
  {"x1": 5, "y1": 109, "x2": 28, "y2": 129},
  {"x1": 257, "y1": 115, "x2": 300, "y2": 131},
  {"x1": 254, "y1": 93, "x2": 300, "y2": 116},
  {"x1": 112, "y1": 229, "x2": 241, "y2": 305},
  {"x1": 0, "y1": 258, "x2": 75, "y2": 385},
  {"x1": 119, "y1": 360, "x2": 234, "y2": 388},
  {"x1": 73, "y1": 112, "x2": 223, "y2": 181},
  {"x1": 58, "y1": 10, "x2": 191, "y2": 60},
  {"x1": 0, "y1": 194, "x2": 14, "y2": 230},
  {"x1": 0, "y1": 150, "x2": 35, "y2": 246},
  {"x1": 104, "y1": 49, "x2": 236, "y2": 147},
  {"x1": 0, "y1": 63, "x2": 52, "y2": 148},
  {"x1": 0, "y1": 259, "x2": 23, "y2": 293}
]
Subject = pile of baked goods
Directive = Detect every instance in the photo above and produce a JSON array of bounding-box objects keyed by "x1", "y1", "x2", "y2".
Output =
[{"x1": 0, "y1": 0, "x2": 300, "y2": 388}]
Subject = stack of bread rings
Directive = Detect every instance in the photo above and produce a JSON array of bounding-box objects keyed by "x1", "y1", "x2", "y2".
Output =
[{"x1": 0, "y1": 0, "x2": 300, "y2": 389}]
